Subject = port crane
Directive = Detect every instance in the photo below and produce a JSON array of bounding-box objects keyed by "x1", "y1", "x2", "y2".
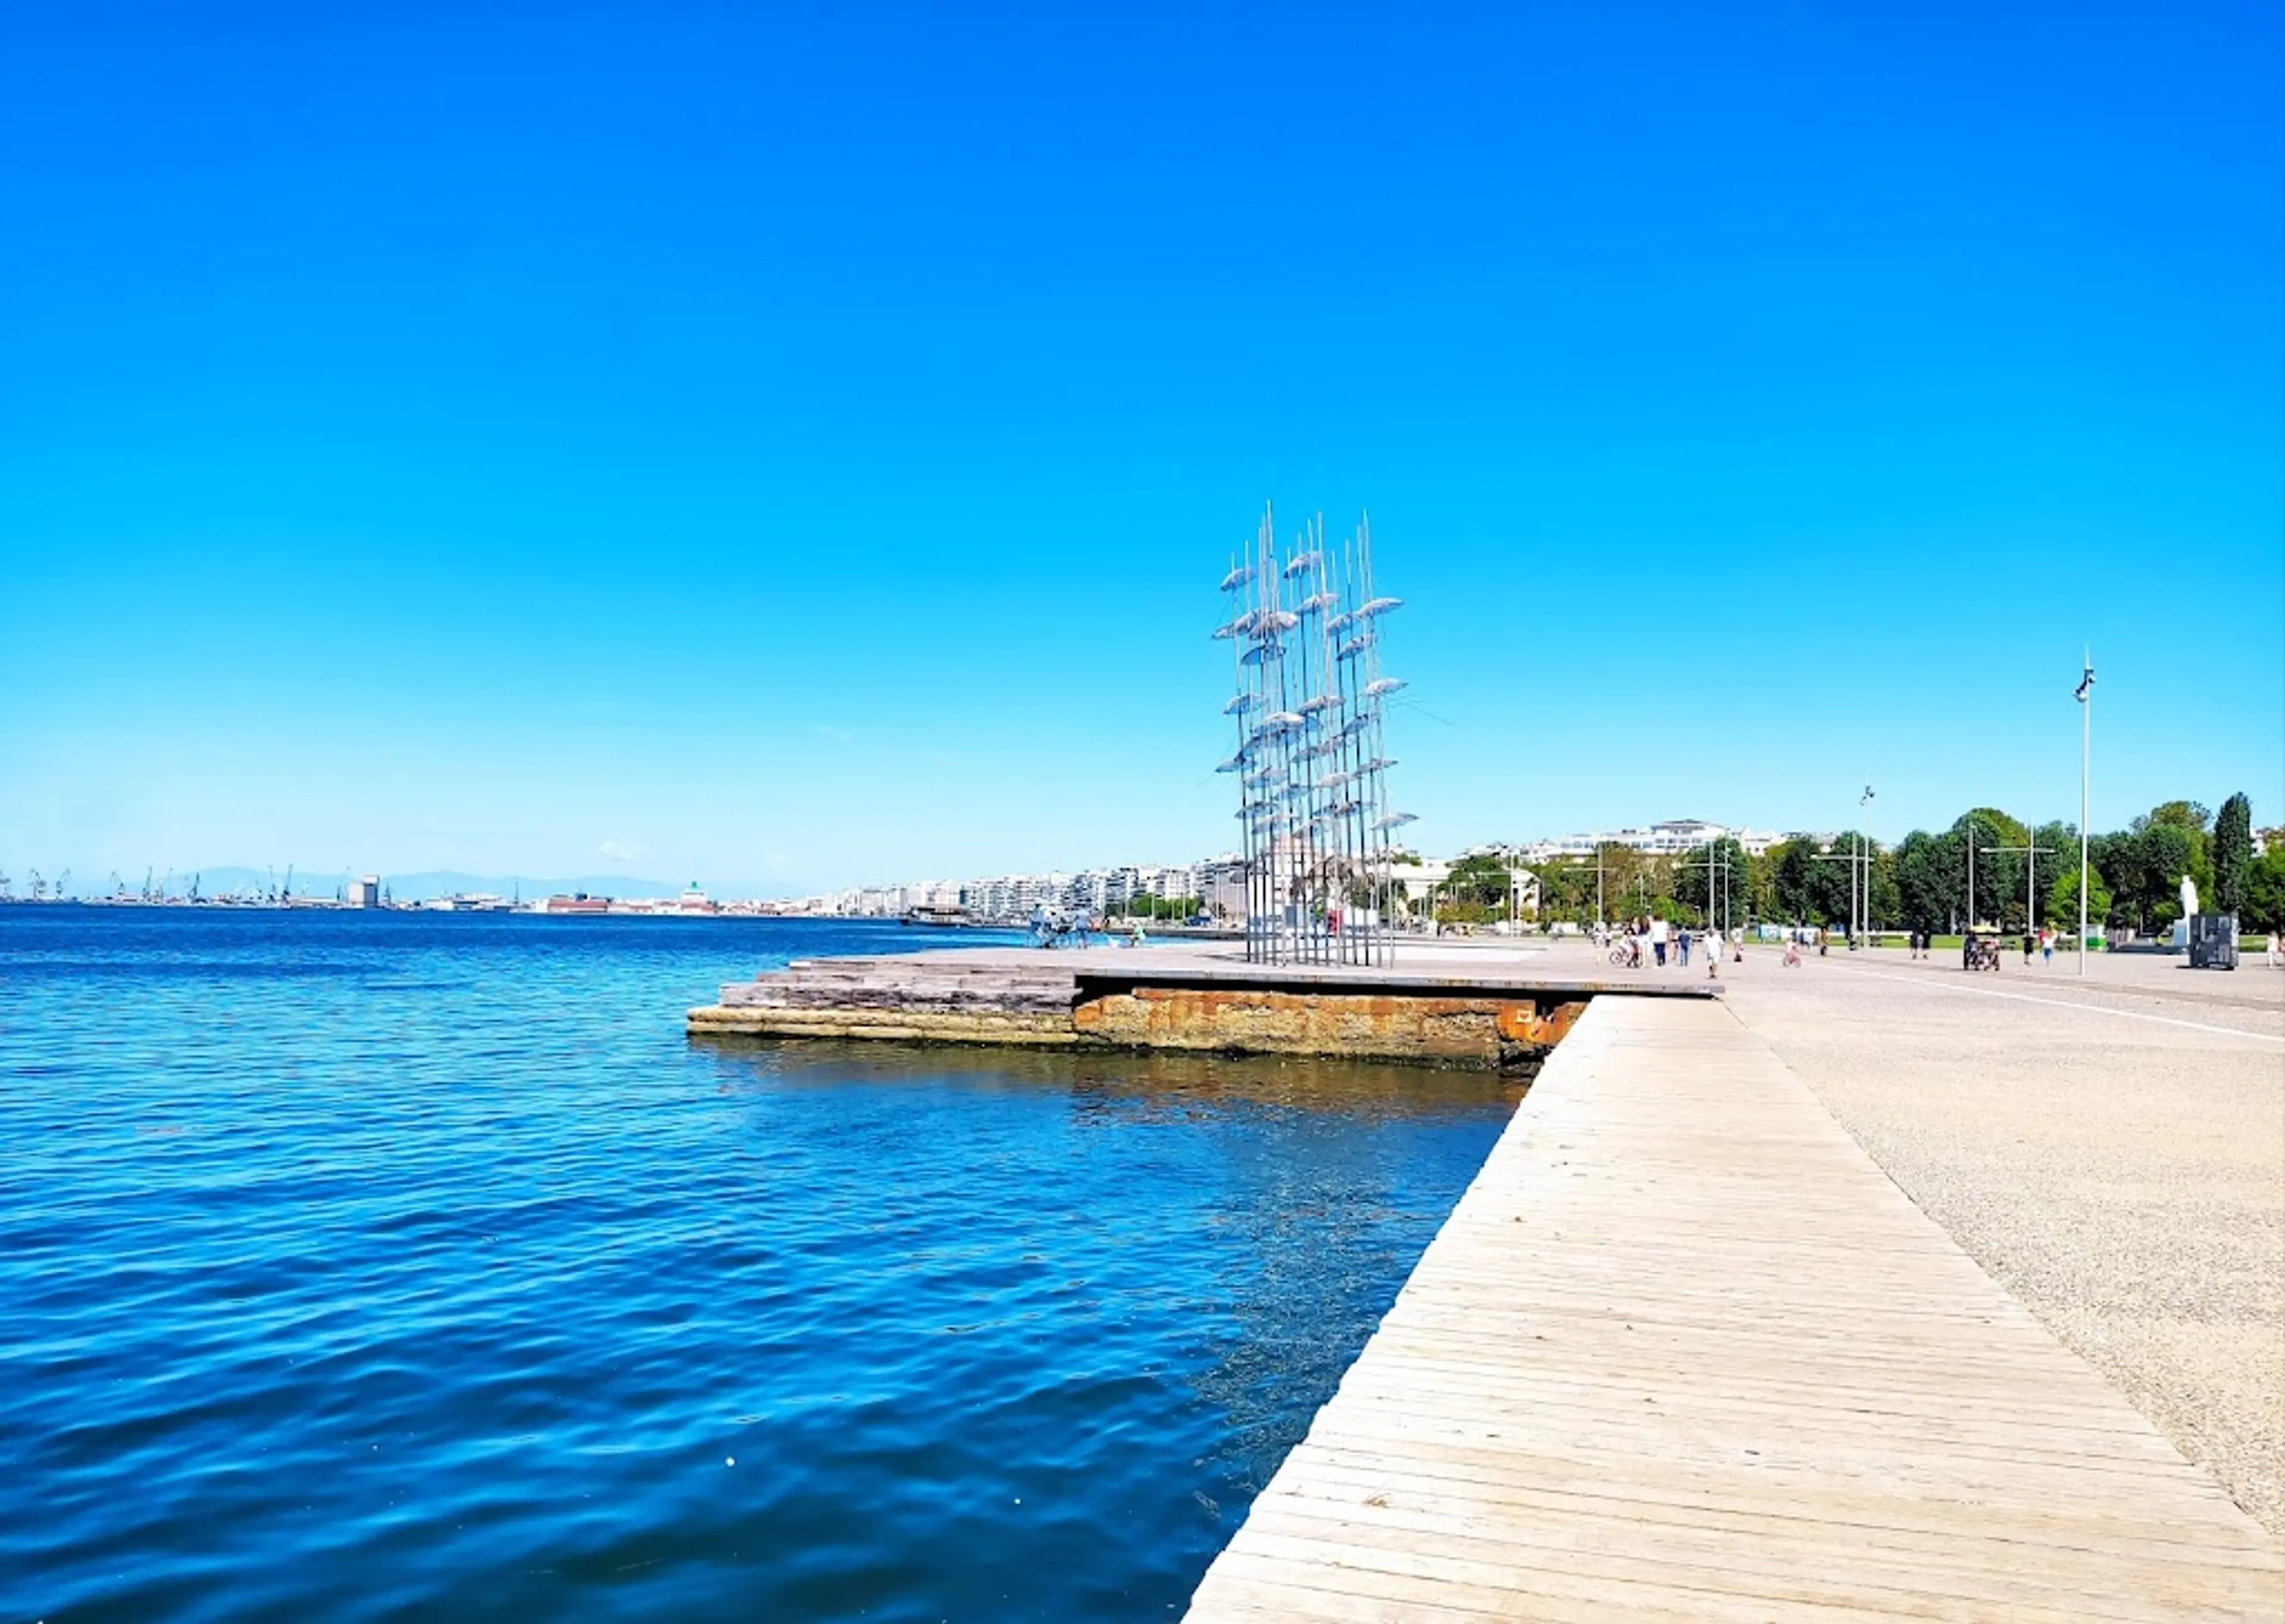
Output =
[{"x1": 57, "y1": 869, "x2": 71, "y2": 900}]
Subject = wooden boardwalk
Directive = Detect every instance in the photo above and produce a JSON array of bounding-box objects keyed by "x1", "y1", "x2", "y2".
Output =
[{"x1": 1184, "y1": 995, "x2": 2284, "y2": 1622}]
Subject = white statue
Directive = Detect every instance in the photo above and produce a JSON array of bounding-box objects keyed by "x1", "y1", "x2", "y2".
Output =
[{"x1": 2180, "y1": 875, "x2": 2199, "y2": 920}]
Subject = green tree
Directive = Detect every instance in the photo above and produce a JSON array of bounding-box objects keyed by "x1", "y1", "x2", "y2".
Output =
[
  {"x1": 1777, "y1": 833, "x2": 1870, "y2": 927},
  {"x1": 2089, "y1": 830, "x2": 2137, "y2": 927},
  {"x1": 1592, "y1": 845, "x2": 1658, "y2": 922},
  {"x1": 1867, "y1": 846, "x2": 1900, "y2": 930},
  {"x1": 1445, "y1": 854, "x2": 1513, "y2": 911},
  {"x1": 1676, "y1": 837, "x2": 1751, "y2": 932},
  {"x1": 1892, "y1": 830, "x2": 1952, "y2": 932},
  {"x1": 2048, "y1": 869, "x2": 2112, "y2": 938},
  {"x1": 1433, "y1": 898, "x2": 1496, "y2": 926},
  {"x1": 2134, "y1": 822, "x2": 2199, "y2": 932},
  {"x1": 2140, "y1": 800, "x2": 2212, "y2": 835},
  {"x1": 1128, "y1": 893, "x2": 1202, "y2": 921},
  {"x1": 1767, "y1": 839, "x2": 1820, "y2": 923},
  {"x1": 2132, "y1": 800, "x2": 2213, "y2": 904},
  {"x1": 2212, "y1": 793, "x2": 2253, "y2": 914},
  {"x1": 2240, "y1": 847, "x2": 2285, "y2": 933},
  {"x1": 1958, "y1": 807, "x2": 2031, "y2": 848},
  {"x1": 2026, "y1": 822, "x2": 2077, "y2": 927},
  {"x1": 1529, "y1": 857, "x2": 1594, "y2": 924},
  {"x1": 1953, "y1": 808, "x2": 2029, "y2": 929}
]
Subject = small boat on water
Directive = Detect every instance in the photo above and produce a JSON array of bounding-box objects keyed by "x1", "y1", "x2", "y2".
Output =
[{"x1": 902, "y1": 904, "x2": 974, "y2": 928}]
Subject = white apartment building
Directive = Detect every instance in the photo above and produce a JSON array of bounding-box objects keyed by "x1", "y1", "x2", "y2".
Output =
[
  {"x1": 1195, "y1": 854, "x2": 1247, "y2": 919},
  {"x1": 1389, "y1": 858, "x2": 1543, "y2": 917},
  {"x1": 1515, "y1": 820, "x2": 1795, "y2": 863},
  {"x1": 941, "y1": 863, "x2": 1213, "y2": 921}
]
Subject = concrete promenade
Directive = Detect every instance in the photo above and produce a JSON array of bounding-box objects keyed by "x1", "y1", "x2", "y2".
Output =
[
  {"x1": 1183, "y1": 985, "x2": 2284, "y2": 1620},
  {"x1": 1711, "y1": 942, "x2": 2285, "y2": 1536}
]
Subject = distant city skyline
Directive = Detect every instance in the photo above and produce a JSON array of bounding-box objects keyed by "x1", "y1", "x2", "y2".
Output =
[
  {"x1": 16, "y1": 800, "x2": 2257, "y2": 912},
  {"x1": 4, "y1": 5, "x2": 2278, "y2": 888}
]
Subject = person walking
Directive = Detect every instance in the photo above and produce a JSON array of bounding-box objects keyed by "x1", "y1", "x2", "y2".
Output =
[
  {"x1": 2267, "y1": 929, "x2": 2280, "y2": 968},
  {"x1": 1650, "y1": 915, "x2": 1669, "y2": 967},
  {"x1": 1678, "y1": 926, "x2": 1692, "y2": 968}
]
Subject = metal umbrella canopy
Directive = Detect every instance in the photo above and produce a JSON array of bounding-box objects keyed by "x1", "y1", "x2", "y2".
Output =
[{"x1": 1217, "y1": 506, "x2": 1410, "y2": 966}]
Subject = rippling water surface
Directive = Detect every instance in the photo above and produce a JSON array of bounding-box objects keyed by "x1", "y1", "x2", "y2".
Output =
[{"x1": 0, "y1": 910, "x2": 1514, "y2": 1622}]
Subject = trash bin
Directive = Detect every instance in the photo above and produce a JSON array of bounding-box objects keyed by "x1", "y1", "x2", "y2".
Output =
[{"x1": 2187, "y1": 913, "x2": 2239, "y2": 971}]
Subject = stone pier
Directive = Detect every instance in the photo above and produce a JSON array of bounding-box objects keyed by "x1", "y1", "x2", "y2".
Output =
[{"x1": 686, "y1": 943, "x2": 1713, "y2": 1070}]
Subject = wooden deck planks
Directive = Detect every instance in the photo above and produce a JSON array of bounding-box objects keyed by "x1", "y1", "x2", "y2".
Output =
[{"x1": 1182, "y1": 995, "x2": 2283, "y2": 1621}]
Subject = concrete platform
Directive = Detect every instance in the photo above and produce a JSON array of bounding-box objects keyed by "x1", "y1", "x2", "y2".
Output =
[
  {"x1": 688, "y1": 942, "x2": 1715, "y2": 1069},
  {"x1": 1182, "y1": 993, "x2": 2284, "y2": 1620}
]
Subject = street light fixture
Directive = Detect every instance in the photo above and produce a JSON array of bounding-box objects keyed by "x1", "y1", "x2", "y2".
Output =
[
  {"x1": 1810, "y1": 849, "x2": 1861, "y2": 944},
  {"x1": 1817, "y1": 788, "x2": 1879, "y2": 948},
  {"x1": 2076, "y1": 652, "x2": 2095, "y2": 977},
  {"x1": 1857, "y1": 785, "x2": 1876, "y2": 948},
  {"x1": 1677, "y1": 827, "x2": 1738, "y2": 936},
  {"x1": 1982, "y1": 838, "x2": 2059, "y2": 946},
  {"x1": 1961, "y1": 810, "x2": 1985, "y2": 933}
]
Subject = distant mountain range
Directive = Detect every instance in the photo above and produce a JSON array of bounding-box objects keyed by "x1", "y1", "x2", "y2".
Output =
[{"x1": 67, "y1": 868, "x2": 795, "y2": 904}]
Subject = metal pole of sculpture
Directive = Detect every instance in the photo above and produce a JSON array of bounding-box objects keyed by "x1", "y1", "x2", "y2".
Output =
[{"x1": 1216, "y1": 506, "x2": 1410, "y2": 966}]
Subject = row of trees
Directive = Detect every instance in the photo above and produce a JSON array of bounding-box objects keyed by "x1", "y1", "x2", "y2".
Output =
[
  {"x1": 1110, "y1": 893, "x2": 1205, "y2": 921},
  {"x1": 1521, "y1": 794, "x2": 2284, "y2": 936}
]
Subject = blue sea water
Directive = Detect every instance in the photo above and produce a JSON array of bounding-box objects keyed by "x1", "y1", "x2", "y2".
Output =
[{"x1": 0, "y1": 910, "x2": 1515, "y2": 1622}]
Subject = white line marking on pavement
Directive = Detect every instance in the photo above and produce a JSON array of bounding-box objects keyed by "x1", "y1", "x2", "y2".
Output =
[{"x1": 1814, "y1": 963, "x2": 2285, "y2": 1044}]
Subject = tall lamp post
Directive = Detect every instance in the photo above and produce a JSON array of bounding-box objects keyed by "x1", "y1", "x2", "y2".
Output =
[
  {"x1": 1983, "y1": 838, "x2": 2058, "y2": 946},
  {"x1": 1962, "y1": 811, "x2": 1983, "y2": 934},
  {"x1": 1677, "y1": 830, "x2": 1735, "y2": 938},
  {"x1": 1818, "y1": 790, "x2": 1879, "y2": 948},
  {"x1": 1857, "y1": 785, "x2": 1876, "y2": 948},
  {"x1": 2076, "y1": 653, "x2": 2095, "y2": 977}
]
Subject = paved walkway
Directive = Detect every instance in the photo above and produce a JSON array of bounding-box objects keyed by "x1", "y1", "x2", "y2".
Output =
[
  {"x1": 1713, "y1": 944, "x2": 2285, "y2": 1537},
  {"x1": 1183, "y1": 995, "x2": 2283, "y2": 1621}
]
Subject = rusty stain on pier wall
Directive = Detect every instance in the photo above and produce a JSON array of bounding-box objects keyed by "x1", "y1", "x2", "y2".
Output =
[{"x1": 1071, "y1": 986, "x2": 1586, "y2": 1070}]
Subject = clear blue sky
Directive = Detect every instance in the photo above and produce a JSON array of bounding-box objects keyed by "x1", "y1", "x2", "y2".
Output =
[{"x1": 4, "y1": 2, "x2": 2278, "y2": 892}]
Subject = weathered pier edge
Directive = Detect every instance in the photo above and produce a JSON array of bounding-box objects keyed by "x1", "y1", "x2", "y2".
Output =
[{"x1": 687, "y1": 947, "x2": 1716, "y2": 1072}]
